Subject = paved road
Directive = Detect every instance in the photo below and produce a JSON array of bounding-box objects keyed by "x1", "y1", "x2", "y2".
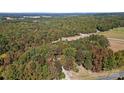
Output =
[{"x1": 97, "y1": 71, "x2": 124, "y2": 80}]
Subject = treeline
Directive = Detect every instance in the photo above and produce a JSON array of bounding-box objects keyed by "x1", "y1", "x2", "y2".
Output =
[
  {"x1": 0, "y1": 35, "x2": 124, "y2": 79},
  {"x1": 96, "y1": 16, "x2": 124, "y2": 31}
]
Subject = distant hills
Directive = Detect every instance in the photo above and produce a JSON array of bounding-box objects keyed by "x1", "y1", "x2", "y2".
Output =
[{"x1": 0, "y1": 12, "x2": 124, "y2": 17}]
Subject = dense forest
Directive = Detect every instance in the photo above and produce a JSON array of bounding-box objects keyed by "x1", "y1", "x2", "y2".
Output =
[{"x1": 0, "y1": 15, "x2": 124, "y2": 79}]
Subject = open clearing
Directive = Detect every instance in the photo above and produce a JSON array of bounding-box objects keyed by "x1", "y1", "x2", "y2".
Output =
[
  {"x1": 99, "y1": 27, "x2": 124, "y2": 39},
  {"x1": 108, "y1": 38, "x2": 124, "y2": 52},
  {"x1": 98, "y1": 27, "x2": 124, "y2": 52}
]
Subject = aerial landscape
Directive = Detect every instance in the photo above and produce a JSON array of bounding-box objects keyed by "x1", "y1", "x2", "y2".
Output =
[{"x1": 0, "y1": 12, "x2": 124, "y2": 80}]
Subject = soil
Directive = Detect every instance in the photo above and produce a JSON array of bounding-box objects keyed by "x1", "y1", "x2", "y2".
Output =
[{"x1": 108, "y1": 38, "x2": 124, "y2": 52}]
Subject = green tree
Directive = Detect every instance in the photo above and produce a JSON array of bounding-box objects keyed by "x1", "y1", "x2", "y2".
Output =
[
  {"x1": 0, "y1": 35, "x2": 9, "y2": 55},
  {"x1": 83, "y1": 50, "x2": 93, "y2": 70},
  {"x1": 63, "y1": 47, "x2": 76, "y2": 58}
]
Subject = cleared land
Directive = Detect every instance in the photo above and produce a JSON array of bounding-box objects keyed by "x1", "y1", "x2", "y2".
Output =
[
  {"x1": 99, "y1": 27, "x2": 124, "y2": 39},
  {"x1": 99, "y1": 27, "x2": 124, "y2": 52},
  {"x1": 108, "y1": 38, "x2": 124, "y2": 52}
]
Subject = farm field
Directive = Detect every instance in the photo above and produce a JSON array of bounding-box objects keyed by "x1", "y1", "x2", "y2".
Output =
[
  {"x1": 99, "y1": 27, "x2": 124, "y2": 39},
  {"x1": 108, "y1": 39, "x2": 124, "y2": 52},
  {"x1": 99, "y1": 27, "x2": 124, "y2": 52}
]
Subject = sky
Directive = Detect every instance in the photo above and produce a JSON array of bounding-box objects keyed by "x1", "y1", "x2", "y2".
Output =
[{"x1": 0, "y1": 0, "x2": 124, "y2": 13}]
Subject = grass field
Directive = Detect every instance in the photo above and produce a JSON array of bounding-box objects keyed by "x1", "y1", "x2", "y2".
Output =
[
  {"x1": 98, "y1": 27, "x2": 124, "y2": 52},
  {"x1": 99, "y1": 27, "x2": 124, "y2": 39}
]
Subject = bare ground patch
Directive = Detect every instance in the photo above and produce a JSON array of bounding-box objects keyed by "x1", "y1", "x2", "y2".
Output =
[
  {"x1": 108, "y1": 38, "x2": 124, "y2": 52},
  {"x1": 64, "y1": 65, "x2": 123, "y2": 80}
]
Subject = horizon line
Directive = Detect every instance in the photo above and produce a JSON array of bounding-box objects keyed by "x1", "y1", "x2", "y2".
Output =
[{"x1": 0, "y1": 12, "x2": 124, "y2": 14}]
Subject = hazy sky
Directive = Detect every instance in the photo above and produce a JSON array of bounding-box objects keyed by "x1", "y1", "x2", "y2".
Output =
[{"x1": 0, "y1": 0, "x2": 124, "y2": 13}]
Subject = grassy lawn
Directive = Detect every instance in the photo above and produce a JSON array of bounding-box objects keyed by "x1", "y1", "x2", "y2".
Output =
[{"x1": 98, "y1": 27, "x2": 124, "y2": 39}]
